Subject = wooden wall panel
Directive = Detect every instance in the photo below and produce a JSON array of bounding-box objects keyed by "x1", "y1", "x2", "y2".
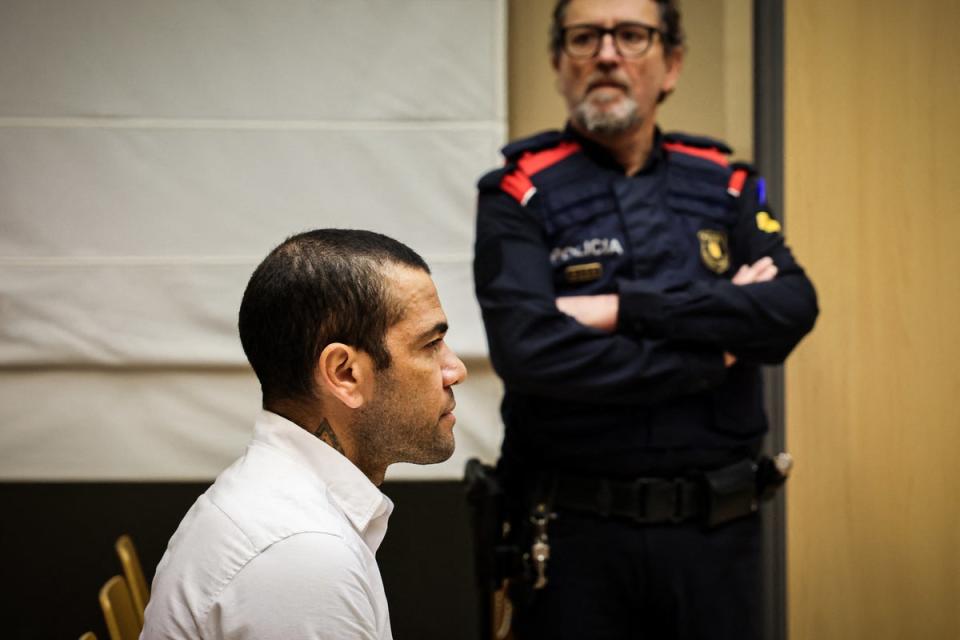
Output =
[
  {"x1": 507, "y1": 0, "x2": 565, "y2": 139},
  {"x1": 785, "y1": 1, "x2": 960, "y2": 637}
]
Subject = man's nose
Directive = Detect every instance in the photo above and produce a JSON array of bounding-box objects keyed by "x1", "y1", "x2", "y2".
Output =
[
  {"x1": 442, "y1": 345, "x2": 468, "y2": 387},
  {"x1": 596, "y1": 32, "x2": 620, "y2": 62}
]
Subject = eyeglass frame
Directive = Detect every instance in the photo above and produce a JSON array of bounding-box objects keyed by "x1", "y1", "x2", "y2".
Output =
[{"x1": 559, "y1": 21, "x2": 665, "y2": 59}]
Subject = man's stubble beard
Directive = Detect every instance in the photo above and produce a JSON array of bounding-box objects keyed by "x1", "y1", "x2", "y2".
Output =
[
  {"x1": 351, "y1": 372, "x2": 455, "y2": 471},
  {"x1": 573, "y1": 93, "x2": 640, "y2": 136}
]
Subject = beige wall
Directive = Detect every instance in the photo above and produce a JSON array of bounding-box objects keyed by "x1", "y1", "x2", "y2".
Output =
[
  {"x1": 508, "y1": 0, "x2": 753, "y2": 156},
  {"x1": 785, "y1": 0, "x2": 960, "y2": 637}
]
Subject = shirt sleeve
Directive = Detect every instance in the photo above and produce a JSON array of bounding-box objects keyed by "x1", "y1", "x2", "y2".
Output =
[
  {"x1": 474, "y1": 185, "x2": 727, "y2": 406},
  {"x1": 204, "y1": 532, "x2": 384, "y2": 640},
  {"x1": 617, "y1": 175, "x2": 819, "y2": 364}
]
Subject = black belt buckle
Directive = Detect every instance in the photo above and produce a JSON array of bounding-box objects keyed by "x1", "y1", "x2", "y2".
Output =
[
  {"x1": 668, "y1": 479, "x2": 687, "y2": 524},
  {"x1": 630, "y1": 478, "x2": 650, "y2": 523},
  {"x1": 630, "y1": 478, "x2": 687, "y2": 524},
  {"x1": 703, "y1": 459, "x2": 759, "y2": 528}
]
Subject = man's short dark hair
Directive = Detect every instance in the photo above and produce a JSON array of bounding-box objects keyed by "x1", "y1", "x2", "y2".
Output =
[
  {"x1": 238, "y1": 229, "x2": 430, "y2": 406},
  {"x1": 549, "y1": 0, "x2": 685, "y2": 60}
]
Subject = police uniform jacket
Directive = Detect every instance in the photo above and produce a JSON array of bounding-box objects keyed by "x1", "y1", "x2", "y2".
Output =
[{"x1": 474, "y1": 127, "x2": 818, "y2": 480}]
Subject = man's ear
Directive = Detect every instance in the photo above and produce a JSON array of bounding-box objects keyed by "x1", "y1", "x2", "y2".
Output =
[
  {"x1": 314, "y1": 343, "x2": 371, "y2": 410},
  {"x1": 662, "y1": 47, "x2": 685, "y2": 94}
]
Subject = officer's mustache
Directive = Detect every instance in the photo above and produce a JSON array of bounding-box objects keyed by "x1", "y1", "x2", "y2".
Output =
[{"x1": 586, "y1": 72, "x2": 630, "y2": 92}]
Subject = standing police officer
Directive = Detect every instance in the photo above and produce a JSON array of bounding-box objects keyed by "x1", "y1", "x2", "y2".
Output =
[{"x1": 472, "y1": 0, "x2": 818, "y2": 638}]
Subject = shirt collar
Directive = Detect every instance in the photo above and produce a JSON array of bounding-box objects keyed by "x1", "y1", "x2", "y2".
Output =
[
  {"x1": 563, "y1": 123, "x2": 665, "y2": 174},
  {"x1": 252, "y1": 410, "x2": 394, "y2": 552}
]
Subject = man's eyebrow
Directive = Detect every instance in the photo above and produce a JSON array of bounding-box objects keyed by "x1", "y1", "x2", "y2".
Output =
[{"x1": 414, "y1": 322, "x2": 448, "y2": 343}]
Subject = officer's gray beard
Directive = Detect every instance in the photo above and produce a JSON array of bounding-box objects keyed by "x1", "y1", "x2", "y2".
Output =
[{"x1": 573, "y1": 95, "x2": 640, "y2": 136}]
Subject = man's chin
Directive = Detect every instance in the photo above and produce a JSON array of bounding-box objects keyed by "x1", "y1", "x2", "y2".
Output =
[
  {"x1": 401, "y1": 432, "x2": 455, "y2": 466},
  {"x1": 581, "y1": 114, "x2": 636, "y2": 136},
  {"x1": 434, "y1": 428, "x2": 456, "y2": 462},
  {"x1": 575, "y1": 100, "x2": 639, "y2": 136},
  {"x1": 416, "y1": 442, "x2": 455, "y2": 465},
  {"x1": 434, "y1": 429, "x2": 456, "y2": 463}
]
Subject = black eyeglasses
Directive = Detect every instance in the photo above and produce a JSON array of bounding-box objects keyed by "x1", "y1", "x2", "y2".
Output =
[{"x1": 561, "y1": 22, "x2": 663, "y2": 59}]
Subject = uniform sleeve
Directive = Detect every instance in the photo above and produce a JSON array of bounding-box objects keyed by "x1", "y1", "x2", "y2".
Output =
[
  {"x1": 616, "y1": 175, "x2": 819, "y2": 364},
  {"x1": 475, "y1": 185, "x2": 727, "y2": 406},
  {"x1": 204, "y1": 533, "x2": 383, "y2": 640}
]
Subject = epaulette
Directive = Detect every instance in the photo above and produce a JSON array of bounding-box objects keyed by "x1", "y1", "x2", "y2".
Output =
[
  {"x1": 727, "y1": 162, "x2": 768, "y2": 207},
  {"x1": 663, "y1": 131, "x2": 733, "y2": 155},
  {"x1": 501, "y1": 130, "x2": 568, "y2": 161},
  {"x1": 663, "y1": 131, "x2": 754, "y2": 198},
  {"x1": 663, "y1": 131, "x2": 733, "y2": 167},
  {"x1": 727, "y1": 161, "x2": 757, "y2": 198},
  {"x1": 497, "y1": 131, "x2": 581, "y2": 206}
]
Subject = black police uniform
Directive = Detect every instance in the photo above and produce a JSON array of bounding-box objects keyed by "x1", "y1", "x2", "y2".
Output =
[{"x1": 473, "y1": 126, "x2": 818, "y2": 639}]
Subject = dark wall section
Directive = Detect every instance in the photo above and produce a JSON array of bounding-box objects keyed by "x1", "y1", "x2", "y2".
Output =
[
  {"x1": 378, "y1": 482, "x2": 480, "y2": 639},
  {"x1": 0, "y1": 480, "x2": 479, "y2": 640},
  {"x1": 754, "y1": 2, "x2": 787, "y2": 640}
]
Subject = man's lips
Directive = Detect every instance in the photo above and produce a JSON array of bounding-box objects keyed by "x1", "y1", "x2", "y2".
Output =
[
  {"x1": 441, "y1": 398, "x2": 456, "y2": 418},
  {"x1": 587, "y1": 79, "x2": 628, "y2": 92}
]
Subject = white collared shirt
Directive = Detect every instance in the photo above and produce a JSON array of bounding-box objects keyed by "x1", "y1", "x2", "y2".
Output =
[{"x1": 141, "y1": 411, "x2": 394, "y2": 639}]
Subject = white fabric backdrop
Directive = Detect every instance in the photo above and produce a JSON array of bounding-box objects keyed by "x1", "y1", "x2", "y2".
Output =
[{"x1": 0, "y1": 0, "x2": 506, "y2": 480}]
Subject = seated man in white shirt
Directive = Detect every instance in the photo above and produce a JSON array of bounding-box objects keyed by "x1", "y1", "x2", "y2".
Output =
[{"x1": 141, "y1": 229, "x2": 468, "y2": 640}]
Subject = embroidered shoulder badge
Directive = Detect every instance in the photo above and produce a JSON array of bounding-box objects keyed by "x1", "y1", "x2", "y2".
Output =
[
  {"x1": 697, "y1": 229, "x2": 730, "y2": 274},
  {"x1": 756, "y1": 211, "x2": 782, "y2": 234}
]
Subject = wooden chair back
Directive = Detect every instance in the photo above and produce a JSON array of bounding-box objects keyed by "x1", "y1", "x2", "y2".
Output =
[
  {"x1": 115, "y1": 534, "x2": 150, "y2": 624},
  {"x1": 98, "y1": 575, "x2": 141, "y2": 640}
]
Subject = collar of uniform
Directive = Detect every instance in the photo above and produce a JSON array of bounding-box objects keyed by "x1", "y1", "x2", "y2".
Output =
[
  {"x1": 253, "y1": 410, "x2": 395, "y2": 553},
  {"x1": 563, "y1": 123, "x2": 666, "y2": 175}
]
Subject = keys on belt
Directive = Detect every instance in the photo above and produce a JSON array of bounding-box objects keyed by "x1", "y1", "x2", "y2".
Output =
[{"x1": 527, "y1": 503, "x2": 556, "y2": 590}]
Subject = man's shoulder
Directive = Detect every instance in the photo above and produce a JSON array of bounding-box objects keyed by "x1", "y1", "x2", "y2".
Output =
[
  {"x1": 156, "y1": 444, "x2": 352, "y2": 586},
  {"x1": 662, "y1": 130, "x2": 737, "y2": 169},
  {"x1": 478, "y1": 129, "x2": 583, "y2": 202},
  {"x1": 661, "y1": 130, "x2": 757, "y2": 170},
  {"x1": 501, "y1": 129, "x2": 571, "y2": 161},
  {"x1": 143, "y1": 451, "x2": 358, "y2": 638},
  {"x1": 480, "y1": 129, "x2": 574, "y2": 176},
  {"x1": 206, "y1": 443, "x2": 350, "y2": 545},
  {"x1": 145, "y1": 527, "x2": 375, "y2": 639},
  {"x1": 160, "y1": 458, "x2": 351, "y2": 549},
  {"x1": 662, "y1": 130, "x2": 760, "y2": 198},
  {"x1": 207, "y1": 531, "x2": 384, "y2": 639},
  {"x1": 662, "y1": 131, "x2": 734, "y2": 154}
]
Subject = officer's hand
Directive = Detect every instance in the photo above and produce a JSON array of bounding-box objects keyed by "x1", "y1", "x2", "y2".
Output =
[
  {"x1": 732, "y1": 256, "x2": 778, "y2": 285},
  {"x1": 724, "y1": 258, "x2": 777, "y2": 366},
  {"x1": 556, "y1": 294, "x2": 619, "y2": 332}
]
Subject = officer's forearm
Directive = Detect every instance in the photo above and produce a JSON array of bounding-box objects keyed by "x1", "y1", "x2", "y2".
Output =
[
  {"x1": 616, "y1": 271, "x2": 818, "y2": 363},
  {"x1": 482, "y1": 300, "x2": 727, "y2": 405}
]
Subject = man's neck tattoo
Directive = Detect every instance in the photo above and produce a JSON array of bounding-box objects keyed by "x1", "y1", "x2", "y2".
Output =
[{"x1": 313, "y1": 419, "x2": 344, "y2": 455}]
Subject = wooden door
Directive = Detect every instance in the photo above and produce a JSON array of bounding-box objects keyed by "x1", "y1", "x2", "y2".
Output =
[{"x1": 785, "y1": 1, "x2": 960, "y2": 637}]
